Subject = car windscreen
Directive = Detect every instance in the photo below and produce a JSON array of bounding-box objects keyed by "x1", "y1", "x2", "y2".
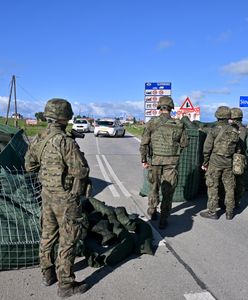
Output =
[
  {"x1": 98, "y1": 121, "x2": 114, "y2": 126},
  {"x1": 75, "y1": 120, "x2": 87, "y2": 124}
]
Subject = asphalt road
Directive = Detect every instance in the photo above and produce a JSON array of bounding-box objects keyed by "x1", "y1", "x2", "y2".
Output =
[{"x1": 1, "y1": 132, "x2": 248, "y2": 300}]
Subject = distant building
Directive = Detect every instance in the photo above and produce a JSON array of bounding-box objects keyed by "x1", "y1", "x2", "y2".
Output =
[{"x1": 125, "y1": 116, "x2": 135, "y2": 124}]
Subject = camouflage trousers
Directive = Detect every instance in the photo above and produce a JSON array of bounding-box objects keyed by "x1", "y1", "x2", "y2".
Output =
[
  {"x1": 148, "y1": 165, "x2": 178, "y2": 219},
  {"x1": 206, "y1": 164, "x2": 235, "y2": 214},
  {"x1": 40, "y1": 190, "x2": 86, "y2": 286}
]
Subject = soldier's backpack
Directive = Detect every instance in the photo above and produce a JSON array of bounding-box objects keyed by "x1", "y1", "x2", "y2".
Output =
[
  {"x1": 213, "y1": 124, "x2": 239, "y2": 157},
  {"x1": 232, "y1": 153, "x2": 247, "y2": 175}
]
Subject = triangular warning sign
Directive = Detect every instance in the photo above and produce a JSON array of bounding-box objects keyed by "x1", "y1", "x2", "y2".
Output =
[{"x1": 180, "y1": 97, "x2": 195, "y2": 111}]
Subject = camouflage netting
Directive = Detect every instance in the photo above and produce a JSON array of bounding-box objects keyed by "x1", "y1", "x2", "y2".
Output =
[{"x1": 0, "y1": 125, "x2": 153, "y2": 270}]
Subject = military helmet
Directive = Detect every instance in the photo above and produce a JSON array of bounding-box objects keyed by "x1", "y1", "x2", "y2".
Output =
[
  {"x1": 44, "y1": 98, "x2": 73, "y2": 121},
  {"x1": 231, "y1": 107, "x2": 243, "y2": 119},
  {"x1": 157, "y1": 96, "x2": 174, "y2": 110},
  {"x1": 214, "y1": 106, "x2": 231, "y2": 119}
]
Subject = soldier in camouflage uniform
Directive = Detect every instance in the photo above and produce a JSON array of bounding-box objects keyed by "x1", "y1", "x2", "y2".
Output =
[
  {"x1": 25, "y1": 99, "x2": 90, "y2": 298},
  {"x1": 230, "y1": 107, "x2": 248, "y2": 208},
  {"x1": 139, "y1": 96, "x2": 189, "y2": 229},
  {"x1": 200, "y1": 106, "x2": 241, "y2": 220}
]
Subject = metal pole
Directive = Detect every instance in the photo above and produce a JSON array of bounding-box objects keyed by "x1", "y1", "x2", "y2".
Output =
[
  {"x1": 13, "y1": 75, "x2": 18, "y2": 128},
  {"x1": 5, "y1": 76, "x2": 14, "y2": 125}
]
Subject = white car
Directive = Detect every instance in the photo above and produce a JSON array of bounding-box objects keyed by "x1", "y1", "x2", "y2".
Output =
[
  {"x1": 94, "y1": 119, "x2": 125, "y2": 137},
  {"x1": 72, "y1": 119, "x2": 91, "y2": 133}
]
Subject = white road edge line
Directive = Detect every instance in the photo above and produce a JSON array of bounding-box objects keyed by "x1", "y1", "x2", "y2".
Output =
[
  {"x1": 96, "y1": 155, "x2": 120, "y2": 198},
  {"x1": 101, "y1": 154, "x2": 131, "y2": 198},
  {"x1": 184, "y1": 291, "x2": 216, "y2": 300}
]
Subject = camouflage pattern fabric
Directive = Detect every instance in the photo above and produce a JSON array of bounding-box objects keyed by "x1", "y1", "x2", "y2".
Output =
[
  {"x1": 147, "y1": 165, "x2": 178, "y2": 218},
  {"x1": 206, "y1": 164, "x2": 235, "y2": 214},
  {"x1": 40, "y1": 190, "x2": 88, "y2": 284},
  {"x1": 25, "y1": 123, "x2": 90, "y2": 286},
  {"x1": 232, "y1": 121, "x2": 248, "y2": 205},
  {"x1": 202, "y1": 120, "x2": 240, "y2": 168},
  {"x1": 203, "y1": 120, "x2": 241, "y2": 215},
  {"x1": 139, "y1": 113, "x2": 188, "y2": 219},
  {"x1": 140, "y1": 113, "x2": 189, "y2": 165}
]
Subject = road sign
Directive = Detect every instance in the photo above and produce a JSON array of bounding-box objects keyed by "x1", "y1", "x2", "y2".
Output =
[
  {"x1": 176, "y1": 97, "x2": 200, "y2": 121},
  {"x1": 180, "y1": 97, "x2": 195, "y2": 111},
  {"x1": 144, "y1": 82, "x2": 172, "y2": 122},
  {"x1": 240, "y1": 96, "x2": 248, "y2": 107}
]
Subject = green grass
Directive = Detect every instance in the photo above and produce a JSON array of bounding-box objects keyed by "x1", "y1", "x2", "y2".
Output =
[
  {"x1": 0, "y1": 118, "x2": 73, "y2": 136},
  {"x1": 0, "y1": 118, "x2": 145, "y2": 138},
  {"x1": 124, "y1": 124, "x2": 144, "y2": 138}
]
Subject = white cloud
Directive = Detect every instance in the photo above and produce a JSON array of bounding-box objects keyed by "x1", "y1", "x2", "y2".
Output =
[
  {"x1": 157, "y1": 40, "x2": 173, "y2": 49},
  {"x1": 190, "y1": 90, "x2": 205, "y2": 99},
  {"x1": 0, "y1": 95, "x2": 45, "y2": 118},
  {"x1": 216, "y1": 30, "x2": 232, "y2": 42},
  {"x1": 205, "y1": 87, "x2": 231, "y2": 94},
  {"x1": 71, "y1": 100, "x2": 144, "y2": 119},
  {"x1": 221, "y1": 58, "x2": 248, "y2": 75}
]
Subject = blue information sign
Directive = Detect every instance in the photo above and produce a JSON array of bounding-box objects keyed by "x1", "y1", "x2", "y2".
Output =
[{"x1": 240, "y1": 96, "x2": 248, "y2": 107}]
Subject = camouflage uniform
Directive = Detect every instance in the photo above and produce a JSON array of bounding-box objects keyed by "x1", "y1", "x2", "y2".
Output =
[
  {"x1": 201, "y1": 106, "x2": 240, "y2": 220},
  {"x1": 230, "y1": 108, "x2": 248, "y2": 207},
  {"x1": 139, "y1": 96, "x2": 189, "y2": 228},
  {"x1": 25, "y1": 99, "x2": 89, "y2": 294}
]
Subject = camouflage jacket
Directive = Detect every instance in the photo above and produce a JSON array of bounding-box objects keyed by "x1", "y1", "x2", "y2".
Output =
[
  {"x1": 233, "y1": 120, "x2": 248, "y2": 156},
  {"x1": 25, "y1": 123, "x2": 89, "y2": 194},
  {"x1": 203, "y1": 120, "x2": 241, "y2": 168},
  {"x1": 139, "y1": 113, "x2": 189, "y2": 165}
]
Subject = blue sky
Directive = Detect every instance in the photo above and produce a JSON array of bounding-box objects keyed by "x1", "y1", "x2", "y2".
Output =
[{"x1": 0, "y1": 0, "x2": 248, "y2": 121}]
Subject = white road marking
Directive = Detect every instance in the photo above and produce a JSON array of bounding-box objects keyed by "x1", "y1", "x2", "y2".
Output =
[
  {"x1": 133, "y1": 136, "x2": 141, "y2": 142},
  {"x1": 96, "y1": 155, "x2": 120, "y2": 197},
  {"x1": 102, "y1": 154, "x2": 131, "y2": 198},
  {"x1": 95, "y1": 136, "x2": 100, "y2": 154},
  {"x1": 184, "y1": 291, "x2": 216, "y2": 300}
]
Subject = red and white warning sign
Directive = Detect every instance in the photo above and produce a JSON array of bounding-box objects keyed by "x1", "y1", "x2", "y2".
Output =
[{"x1": 174, "y1": 97, "x2": 200, "y2": 121}]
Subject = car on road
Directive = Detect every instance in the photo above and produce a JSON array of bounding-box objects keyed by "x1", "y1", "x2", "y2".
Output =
[
  {"x1": 94, "y1": 119, "x2": 125, "y2": 137},
  {"x1": 72, "y1": 118, "x2": 91, "y2": 133}
]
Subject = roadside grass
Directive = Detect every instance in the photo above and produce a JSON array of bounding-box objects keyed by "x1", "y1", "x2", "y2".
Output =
[
  {"x1": 124, "y1": 124, "x2": 144, "y2": 138},
  {"x1": 0, "y1": 118, "x2": 72, "y2": 136},
  {"x1": 0, "y1": 118, "x2": 145, "y2": 138}
]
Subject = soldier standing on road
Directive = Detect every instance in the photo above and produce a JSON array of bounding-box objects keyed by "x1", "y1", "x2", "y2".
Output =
[
  {"x1": 25, "y1": 98, "x2": 90, "y2": 298},
  {"x1": 200, "y1": 106, "x2": 240, "y2": 220},
  {"x1": 229, "y1": 107, "x2": 248, "y2": 208},
  {"x1": 139, "y1": 96, "x2": 189, "y2": 229}
]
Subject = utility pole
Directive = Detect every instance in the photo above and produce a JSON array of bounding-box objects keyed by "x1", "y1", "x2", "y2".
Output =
[{"x1": 5, "y1": 75, "x2": 18, "y2": 127}]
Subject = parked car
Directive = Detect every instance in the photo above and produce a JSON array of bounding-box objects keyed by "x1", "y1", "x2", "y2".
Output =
[
  {"x1": 94, "y1": 119, "x2": 125, "y2": 137},
  {"x1": 72, "y1": 118, "x2": 91, "y2": 133}
]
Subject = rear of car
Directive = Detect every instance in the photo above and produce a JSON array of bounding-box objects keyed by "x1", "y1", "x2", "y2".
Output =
[
  {"x1": 72, "y1": 119, "x2": 91, "y2": 133},
  {"x1": 94, "y1": 119, "x2": 125, "y2": 137}
]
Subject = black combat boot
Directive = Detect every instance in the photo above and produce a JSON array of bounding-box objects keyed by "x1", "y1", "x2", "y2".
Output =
[
  {"x1": 200, "y1": 210, "x2": 218, "y2": 220},
  {"x1": 42, "y1": 266, "x2": 57, "y2": 286},
  {"x1": 226, "y1": 212, "x2": 233, "y2": 220},
  {"x1": 57, "y1": 281, "x2": 90, "y2": 298},
  {"x1": 147, "y1": 207, "x2": 157, "y2": 220},
  {"x1": 159, "y1": 217, "x2": 168, "y2": 229}
]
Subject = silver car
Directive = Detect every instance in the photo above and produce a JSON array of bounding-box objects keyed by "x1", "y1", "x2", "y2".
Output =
[
  {"x1": 94, "y1": 119, "x2": 125, "y2": 137},
  {"x1": 72, "y1": 119, "x2": 91, "y2": 133}
]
